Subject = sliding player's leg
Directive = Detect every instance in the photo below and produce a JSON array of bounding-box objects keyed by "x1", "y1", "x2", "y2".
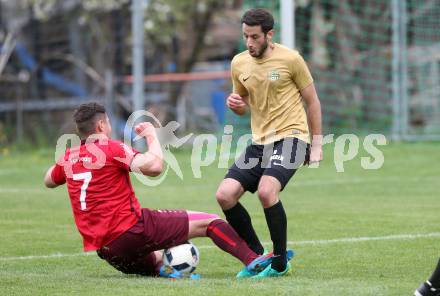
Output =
[
  {"x1": 97, "y1": 208, "x2": 274, "y2": 278},
  {"x1": 187, "y1": 211, "x2": 258, "y2": 266},
  {"x1": 186, "y1": 210, "x2": 284, "y2": 278}
]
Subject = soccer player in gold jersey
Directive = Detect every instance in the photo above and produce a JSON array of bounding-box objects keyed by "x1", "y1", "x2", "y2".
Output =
[{"x1": 215, "y1": 8, "x2": 323, "y2": 278}]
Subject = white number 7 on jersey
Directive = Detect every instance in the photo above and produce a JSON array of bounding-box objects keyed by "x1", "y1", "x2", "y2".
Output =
[{"x1": 73, "y1": 172, "x2": 92, "y2": 210}]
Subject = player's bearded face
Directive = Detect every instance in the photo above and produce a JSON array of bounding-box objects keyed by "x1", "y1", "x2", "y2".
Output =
[
  {"x1": 251, "y1": 37, "x2": 268, "y2": 58},
  {"x1": 243, "y1": 24, "x2": 271, "y2": 58}
]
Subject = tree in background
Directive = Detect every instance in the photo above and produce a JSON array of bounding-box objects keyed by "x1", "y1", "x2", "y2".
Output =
[
  {"x1": 143, "y1": 0, "x2": 242, "y2": 123},
  {"x1": 1, "y1": 0, "x2": 241, "y2": 120}
]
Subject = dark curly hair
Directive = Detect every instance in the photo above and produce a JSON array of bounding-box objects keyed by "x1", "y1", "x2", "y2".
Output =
[
  {"x1": 73, "y1": 102, "x2": 106, "y2": 138},
  {"x1": 241, "y1": 8, "x2": 274, "y2": 34}
]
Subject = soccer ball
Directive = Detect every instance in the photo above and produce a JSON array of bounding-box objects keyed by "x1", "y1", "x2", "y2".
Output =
[{"x1": 163, "y1": 242, "x2": 200, "y2": 274}]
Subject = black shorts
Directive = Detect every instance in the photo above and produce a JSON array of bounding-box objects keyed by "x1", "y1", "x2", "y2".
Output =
[{"x1": 225, "y1": 137, "x2": 310, "y2": 193}]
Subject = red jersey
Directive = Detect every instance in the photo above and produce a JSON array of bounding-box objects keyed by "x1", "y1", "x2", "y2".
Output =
[{"x1": 51, "y1": 138, "x2": 141, "y2": 251}]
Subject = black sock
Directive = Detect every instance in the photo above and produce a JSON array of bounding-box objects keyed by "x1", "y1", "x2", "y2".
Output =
[
  {"x1": 428, "y1": 258, "x2": 440, "y2": 287},
  {"x1": 264, "y1": 201, "x2": 287, "y2": 272},
  {"x1": 223, "y1": 202, "x2": 264, "y2": 255}
]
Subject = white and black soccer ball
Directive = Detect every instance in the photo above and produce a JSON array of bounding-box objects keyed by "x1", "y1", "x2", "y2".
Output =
[{"x1": 163, "y1": 242, "x2": 200, "y2": 274}]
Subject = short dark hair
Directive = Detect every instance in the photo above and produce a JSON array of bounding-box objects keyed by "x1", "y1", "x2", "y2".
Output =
[
  {"x1": 241, "y1": 8, "x2": 274, "y2": 34},
  {"x1": 73, "y1": 102, "x2": 106, "y2": 138}
]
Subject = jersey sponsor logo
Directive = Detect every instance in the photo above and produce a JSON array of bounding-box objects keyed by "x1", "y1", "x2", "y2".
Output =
[
  {"x1": 268, "y1": 70, "x2": 280, "y2": 81},
  {"x1": 69, "y1": 156, "x2": 92, "y2": 164}
]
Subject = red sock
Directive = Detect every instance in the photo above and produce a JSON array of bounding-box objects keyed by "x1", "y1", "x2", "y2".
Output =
[{"x1": 206, "y1": 219, "x2": 258, "y2": 266}]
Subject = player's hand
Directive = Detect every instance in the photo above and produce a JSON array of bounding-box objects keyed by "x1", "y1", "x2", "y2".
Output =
[
  {"x1": 134, "y1": 122, "x2": 156, "y2": 138},
  {"x1": 226, "y1": 93, "x2": 247, "y2": 111},
  {"x1": 309, "y1": 145, "x2": 323, "y2": 164}
]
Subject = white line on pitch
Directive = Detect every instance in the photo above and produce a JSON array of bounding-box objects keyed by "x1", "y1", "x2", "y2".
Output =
[
  {"x1": 0, "y1": 252, "x2": 95, "y2": 261},
  {"x1": 1, "y1": 232, "x2": 439, "y2": 262},
  {"x1": 286, "y1": 232, "x2": 440, "y2": 246}
]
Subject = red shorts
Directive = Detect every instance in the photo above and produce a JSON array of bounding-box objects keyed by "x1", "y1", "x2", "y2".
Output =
[{"x1": 96, "y1": 208, "x2": 189, "y2": 276}]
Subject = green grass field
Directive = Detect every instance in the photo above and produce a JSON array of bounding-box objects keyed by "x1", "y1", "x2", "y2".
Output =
[{"x1": 0, "y1": 141, "x2": 439, "y2": 295}]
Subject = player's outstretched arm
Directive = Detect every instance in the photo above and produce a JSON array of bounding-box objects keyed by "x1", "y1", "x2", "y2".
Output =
[
  {"x1": 130, "y1": 122, "x2": 164, "y2": 177},
  {"x1": 44, "y1": 165, "x2": 59, "y2": 188},
  {"x1": 300, "y1": 83, "x2": 323, "y2": 164}
]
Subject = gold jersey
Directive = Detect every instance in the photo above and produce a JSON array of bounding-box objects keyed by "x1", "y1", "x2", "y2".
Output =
[{"x1": 231, "y1": 43, "x2": 313, "y2": 144}]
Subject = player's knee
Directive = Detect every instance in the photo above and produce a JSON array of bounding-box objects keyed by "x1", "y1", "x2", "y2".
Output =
[
  {"x1": 215, "y1": 187, "x2": 235, "y2": 209},
  {"x1": 205, "y1": 216, "x2": 222, "y2": 228},
  {"x1": 188, "y1": 216, "x2": 222, "y2": 238},
  {"x1": 257, "y1": 184, "x2": 277, "y2": 206},
  {"x1": 204, "y1": 213, "x2": 221, "y2": 221}
]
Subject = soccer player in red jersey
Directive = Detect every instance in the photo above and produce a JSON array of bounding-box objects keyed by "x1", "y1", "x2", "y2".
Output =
[{"x1": 44, "y1": 102, "x2": 275, "y2": 278}]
